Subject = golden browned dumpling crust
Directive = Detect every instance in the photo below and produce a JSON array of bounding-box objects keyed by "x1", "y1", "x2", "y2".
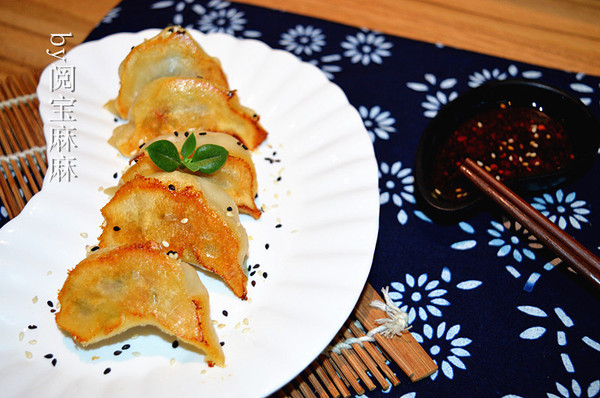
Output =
[
  {"x1": 55, "y1": 241, "x2": 225, "y2": 367},
  {"x1": 99, "y1": 173, "x2": 249, "y2": 299},
  {"x1": 121, "y1": 131, "x2": 261, "y2": 219},
  {"x1": 108, "y1": 77, "x2": 267, "y2": 156},
  {"x1": 106, "y1": 25, "x2": 230, "y2": 119}
]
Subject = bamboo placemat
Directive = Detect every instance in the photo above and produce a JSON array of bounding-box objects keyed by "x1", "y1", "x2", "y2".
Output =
[
  {"x1": 0, "y1": 70, "x2": 436, "y2": 398},
  {"x1": 0, "y1": 69, "x2": 46, "y2": 220}
]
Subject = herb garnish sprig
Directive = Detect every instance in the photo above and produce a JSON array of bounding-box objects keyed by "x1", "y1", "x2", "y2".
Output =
[{"x1": 145, "y1": 133, "x2": 229, "y2": 174}]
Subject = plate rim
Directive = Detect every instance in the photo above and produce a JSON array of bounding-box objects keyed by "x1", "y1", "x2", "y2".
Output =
[{"x1": 0, "y1": 28, "x2": 380, "y2": 397}]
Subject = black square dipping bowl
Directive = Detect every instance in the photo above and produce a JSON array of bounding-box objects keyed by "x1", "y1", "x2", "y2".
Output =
[{"x1": 414, "y1": 79, "x2": 600, "y2": 222}]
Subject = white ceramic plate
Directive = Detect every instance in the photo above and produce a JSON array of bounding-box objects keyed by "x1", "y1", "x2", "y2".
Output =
[{"x1": 0, "y1": 29, "x2": 379, "y2": 397}]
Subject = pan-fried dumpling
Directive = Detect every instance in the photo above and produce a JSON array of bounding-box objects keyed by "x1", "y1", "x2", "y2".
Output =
[
  {"x1": 121, "y1": 131, "x2": 261, "y2": 219},
  {"x1": 106, "y1": 25, "x2": 229, "y2": 119},
  {"x1": 98, "y1": 172, "x2": 249, "y2": 299},
  {"x1": 108, "y1": 77, "x2": 267, "y2": 156},
  {"x1": 55, "y1": 241, "x2": 225, "y2": 367}
]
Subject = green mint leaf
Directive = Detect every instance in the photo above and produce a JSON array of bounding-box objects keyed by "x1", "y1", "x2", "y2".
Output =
[
  {"x1": 180, "y1": 133, "x2": 196, "y2": 160},
  {"x1": 188, "y1": 144, "x2": 229, "y2": 174},
  {"x1": 145, "y1": 140, "x2": 183, "y2": 172}
]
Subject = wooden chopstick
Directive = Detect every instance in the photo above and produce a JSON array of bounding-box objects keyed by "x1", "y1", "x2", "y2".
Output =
[{"x1": 459, "y1": 157, "x2": 600, "y2": 288}]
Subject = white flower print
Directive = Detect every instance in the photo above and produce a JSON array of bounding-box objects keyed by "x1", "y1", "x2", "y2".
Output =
[
  {"x1": 151, "y1": 0, "x2": 206, "y2": 26},
  {"x1": 279, "y1": 25, "x2": 326, "y2": 56},
  {"x1": 307, "y1": 54, "x2": 342, "y2": 80},
  {"x1": 570, "y1": 73, "x2": 599, "y2": 107},
  {"x1": 340, "y1": 29, "x2": 392, "y2": 66},
  {"x1": 487, "y1": 219, "x2": 550, "y2": 291},
  {"x1": 468, "y1": 68, "x2": 508, "y2": 87},
  {"x1": 379, "y1": 161, "x2": 415, "y2": 225},
  {"x1": 450, "y1": 221, "x2": 478, "y2": 250},
  {"x1": 487, "y1": 219, "x2": 537, "y2": 262},
  {"x1": 531, "y1": 189, "x2": 591, "y2": 230},
  {"x1": 359, "y1": 105, "x2": 396, "y2": 141},
  {"x1": 357, "y1": 393, "x2": 416, "y2": 398},
  {"x1": 412, "y1": 321, "x2": 472, "y2": 380},
  {"x1": 387, "y1": 267, "x2": 482, "y2": 324},
  {"x1": 548, "y1": 379, "x2": 600, "y2": 398},
  {"x1": 517, "y1": 305, "x2": 600, "y2": 397},
  {"x1": 388, "y1": 272, "x2": 449, "y2": 324},
  {"x1": 197, "y1": 7, "x2": 261, "y2": 37},
  {"x1": 406, "y1": 74, "x2": 458, "y2": 118},
  {"x1": 468, "y1": 64, "x2": 542, "y2": 88},
  {"x1": 453, "y1": 218, "x2": 552, "y2": 291},
  {"x1": 101, "y1": 7, "x2": 121, "y2": 24}
]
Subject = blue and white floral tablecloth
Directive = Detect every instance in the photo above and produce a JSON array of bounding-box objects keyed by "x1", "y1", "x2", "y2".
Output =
[{"x1": 3, "y1": 0, "x2": 600, "y2": 397}]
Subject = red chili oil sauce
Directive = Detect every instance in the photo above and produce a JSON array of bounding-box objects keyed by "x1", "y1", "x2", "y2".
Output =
[{"x1": 431, "y1": 104, "x2": 574, "y2": 201}]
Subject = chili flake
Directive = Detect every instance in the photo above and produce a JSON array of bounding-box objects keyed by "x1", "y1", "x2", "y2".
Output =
[{"x1": 431, "y1": 105, "x2": 573, "y2": 201}]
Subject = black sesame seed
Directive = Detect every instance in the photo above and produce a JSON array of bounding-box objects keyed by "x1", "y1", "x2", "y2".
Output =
[
  {"x1": 113, "y1": 172, "x2": 118, "y2": 179},
  {"x1": 114, "y1": 350, "x2": 122, "y2": 356},
  {"x1": 199, "y1": 132, "x2": 207, "y2": 135},
  {"x1": 251, "y1": 280, "x2": 256, "y2": 287},
  {"x1": 247, "y1": 265, "x2": 252, "y2": 272},
  {"x1": 250, "y1": 271, "x2": 256, "y2": 277},
  {"x1": 51, "y1": 358, "x2": 57, "y2": 366},
  {"x1": 104, "y1": 367, "x2": 111, "y2": 375},
  {"x1": 139, "y1": 143, "x2": 145, "y2": 149},
  {"x1": 275, "y1": 224, "x2": 282, "y2": 228},
  {"x1": 113, "y1": 226, "x2": 121, "y2": 231},
  {"x1": 276, "y1": 176, "x2": 282, "y2": 182},
  {"x1": 172, "y1": 340, "x2": 179, "y2": 348},
  {"x1": 50, "y1": 309, "x2": 56, "y2": 313},
  {"x1": 220, "y1": 341, "x2": 225, "y2": 346},
  {"x1": 91, "y1": 246, "x2": 99, "y2": 252},
  {"x1": 253, "y1": 264, "x2": 260, "y2": 269},
  {"x1": 222, "y1": 310, "x2": 228, "y2": 316},
  {"x1": 28, "y1": 324, "x2": 37, "y2": 329},
  {"x1": 262, "y1": 272, "x2": 268, "y2": 279},
  {"x1": 265, "y1": 243, "x2": 270, "y2": 250},
  {"x1": 184, "y1": 131, "x2": 189, "y2": 137},
  {"x1": 47, "y1": 300, "x2": 54, "y2": 307},
  {"x1": 44, "y1": 353, "x2": 54, "y2": 359},
  {"x1": 174, "y1": 131, "x2": 179, "y2": 137},
  {"x1": 242, "y1": 144, "x2": 248, "y2": 150},
  {"x1": 227, "y1": 206, "x2": 233, "y2": 212},
  {"x1": 114, "y1": 117, "x2": 119, "y2": 122},
  {"x1": 122, "y1": 344, "x2": 130, "y2": 350},
  {"x1": 168, "y1": 184, "x2": 176, "y2": 191}
]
